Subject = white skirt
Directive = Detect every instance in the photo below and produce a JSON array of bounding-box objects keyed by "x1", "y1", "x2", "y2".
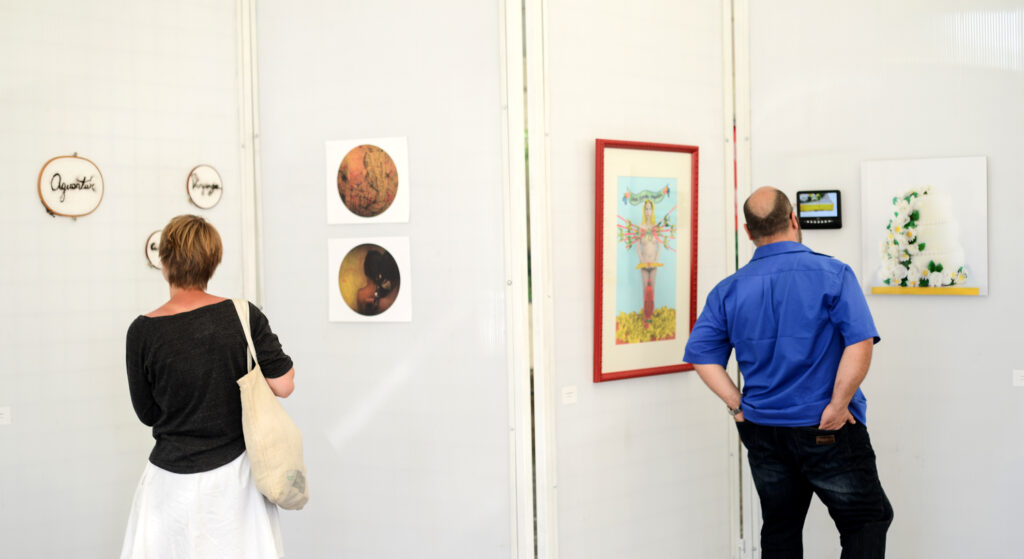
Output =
[{"x1": 120, "y1": 452, "x2": 284, "y2": 559}]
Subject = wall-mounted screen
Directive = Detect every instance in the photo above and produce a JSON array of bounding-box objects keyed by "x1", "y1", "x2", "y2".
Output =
[{"x1": 796, "y1": 190, "x2": 842, "y2": 229}]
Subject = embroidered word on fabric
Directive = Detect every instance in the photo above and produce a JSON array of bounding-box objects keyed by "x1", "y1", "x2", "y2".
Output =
[
  {"x1": 186, "y1": 164, "x2": 223, "y2": 209},
  {"x1": 145, "y1": 230, "x2": 162, "y2": 269},
  {"x1": 38, "y1": 154, "x2": 105, "y2": 218}
]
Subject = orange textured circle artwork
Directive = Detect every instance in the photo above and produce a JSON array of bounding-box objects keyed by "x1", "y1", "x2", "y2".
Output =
[{"x1": 337, "y1": 144, "x2": 399, "y2": 217}]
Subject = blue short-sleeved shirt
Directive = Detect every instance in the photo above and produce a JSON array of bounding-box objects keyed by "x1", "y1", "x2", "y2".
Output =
[{"x1": 683, "y1": 241, "x2": 879, "y2": 427}]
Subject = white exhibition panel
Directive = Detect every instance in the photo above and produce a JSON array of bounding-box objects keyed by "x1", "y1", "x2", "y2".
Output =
[
  {"x1": 540, "y1": 1, "x2": 733, "y2": 557},
  {"x1": 256, "y1": 1, "x2": 512, "y2": 557},
  {"x1": 748, "y1": 1, "x2": 1024, "y2": 556},
  {"x1": 0, "y1": 1, "x2": 246, "y2": 557}
]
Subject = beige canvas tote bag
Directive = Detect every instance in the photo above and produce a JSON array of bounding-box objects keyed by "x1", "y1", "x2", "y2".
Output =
[{"x1": 233, "y1": 299, "x2": 309, "y2": 510}]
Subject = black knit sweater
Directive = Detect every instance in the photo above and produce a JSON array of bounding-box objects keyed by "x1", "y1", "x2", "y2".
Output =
[{"x1": 125, "y1": 300, "x2": 293, "y2": 473}]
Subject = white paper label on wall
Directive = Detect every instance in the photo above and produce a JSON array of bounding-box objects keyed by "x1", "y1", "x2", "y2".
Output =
[
  {"x1": 186, "y1": 164, "x2": 223, "y2": 209},
  {"x1": 561, "y1": 386, "x2": 578, "y2": 405},
  {"x1": 145, "y1": 230, "x2": 162, "y2": 269},
  {"x1": 37, "y1": 155, "x2": 105, "y2": 217},
  {"x1": 0, "y1": 407, "x2": 11, "y2": 425}
]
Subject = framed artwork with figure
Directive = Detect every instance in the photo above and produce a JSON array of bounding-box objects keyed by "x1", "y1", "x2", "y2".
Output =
[{"x1": 593, "y1": 139, "x2": 699, "y2": 382}]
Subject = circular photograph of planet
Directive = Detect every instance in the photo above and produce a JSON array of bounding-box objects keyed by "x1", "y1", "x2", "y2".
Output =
[
  {"x1": 337, "y1": 144, "x2": 399, "y2": 218},
  {"x1": 338, "y1": 243, "x2": 401, "y2": 316}
]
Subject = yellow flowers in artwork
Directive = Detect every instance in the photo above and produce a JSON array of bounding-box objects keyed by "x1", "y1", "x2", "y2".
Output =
[{"x1": 616, "y1": 308, "x2": 676, "y2": 344}]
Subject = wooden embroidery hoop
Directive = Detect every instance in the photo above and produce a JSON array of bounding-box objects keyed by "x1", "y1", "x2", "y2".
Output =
[
  {"x1": 186, "y1": 164, "x2": 223, "y2": 209},
  {"x1": 145, "y1": 230, "x2": 162, "y2": 269},
  {"x1": 37, "y1": 153, "x2": 105, "y2": 218}
]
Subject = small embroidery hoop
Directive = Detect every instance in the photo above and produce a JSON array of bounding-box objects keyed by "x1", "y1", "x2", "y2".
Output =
[
  {"x1": 145, "y1": 230, "x2": 162, "y2": 269},
  {"x1": 37, "y1": 153, "x2": 105, "y2": 219},
  {"x1": 186, "y1": 164, "x2": 223, "y2": 209}
]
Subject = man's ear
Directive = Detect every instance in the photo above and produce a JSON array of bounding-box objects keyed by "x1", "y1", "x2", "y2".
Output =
[{"x1": 743, "y1": 223, "x2": 753, "y2": 241}]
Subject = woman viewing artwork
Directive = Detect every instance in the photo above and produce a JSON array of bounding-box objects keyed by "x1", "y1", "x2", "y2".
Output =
[
  {"x1": 121, "y1": 215, "x2": 295, "y2": 559},
  {"x1": 617, "y1": 182, "x2": 677, "y2": 342}
]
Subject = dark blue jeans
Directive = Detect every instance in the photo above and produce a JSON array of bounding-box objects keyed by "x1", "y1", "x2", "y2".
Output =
[{"x1": 736, "y1": 420, "x2": 893, "y2": 558}]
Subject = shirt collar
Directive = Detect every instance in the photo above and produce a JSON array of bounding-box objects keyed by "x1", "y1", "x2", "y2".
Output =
[{"x1": 750, "y1": 240, "x2": 810, "y2": 261}]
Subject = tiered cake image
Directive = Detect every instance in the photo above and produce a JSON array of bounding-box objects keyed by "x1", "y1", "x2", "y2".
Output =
[
  {"x1": 861, "y1": 156, "x2": 986, "y2": 297},
  {"x1": 877, "y1": 185, "x2": 968, "y2": 288}
]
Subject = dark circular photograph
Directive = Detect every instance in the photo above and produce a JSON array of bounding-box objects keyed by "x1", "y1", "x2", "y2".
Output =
[
  {"x1": 337, "y1": 144, "x2": 399, "y2": 217},
  {"x1": 338, "y1": 244, "x2": 401, "y2": 316}
]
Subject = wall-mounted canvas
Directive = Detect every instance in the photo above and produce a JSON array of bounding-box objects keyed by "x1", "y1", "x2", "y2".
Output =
[
  {"x1": 328, "y1": 237, "x2": 411, "y2": 322},
  {"x1": 325, "y1": 137, "x2": 410, "y2": 224},
  {"x1": 861, "y1": 156, "x2": 987, "y2": 296}
]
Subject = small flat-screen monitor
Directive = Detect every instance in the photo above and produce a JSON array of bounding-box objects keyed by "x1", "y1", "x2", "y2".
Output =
[{"x1": 796, "y1": 190, "x2": 842, "y2": 229}]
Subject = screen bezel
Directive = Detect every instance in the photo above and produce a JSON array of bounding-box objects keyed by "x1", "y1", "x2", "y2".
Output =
[{"x1": 795, "y1": 189, "x2": 842, "y2": 229}]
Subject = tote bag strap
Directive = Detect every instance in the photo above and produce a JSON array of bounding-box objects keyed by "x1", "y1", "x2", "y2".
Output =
[{"x1": 232, "y1": 299, "x2": 259, "y2": 370}]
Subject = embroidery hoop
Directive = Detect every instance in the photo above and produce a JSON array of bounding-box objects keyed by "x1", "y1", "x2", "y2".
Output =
[
  {"x1": 186, "y1": 164, "x2": 223, "y2": 209},
  {"x1": 37, "y1": 153, "x2": 105, "y2": 218},
  {"x1": 145, "y1": 230, "x2": 162, "y2": 269}
]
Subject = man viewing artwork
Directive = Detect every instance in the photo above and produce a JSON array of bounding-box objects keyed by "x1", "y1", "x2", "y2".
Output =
[{"x1": 684, "y1": 187, "x2": 893, "y2": 558}]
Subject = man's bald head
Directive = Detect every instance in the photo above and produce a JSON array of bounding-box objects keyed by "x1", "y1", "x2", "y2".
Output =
[{"x1": 743, "y1": 187, "x2": 795, "y2": 242}]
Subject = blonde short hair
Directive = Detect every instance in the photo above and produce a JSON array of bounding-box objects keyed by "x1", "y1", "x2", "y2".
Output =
[
  {"x1": 159, "y1": 215, "x2": 222, "y2": 289},
  {"x1": 642, "y1": 199, "x2": 656, "y2": 226}
]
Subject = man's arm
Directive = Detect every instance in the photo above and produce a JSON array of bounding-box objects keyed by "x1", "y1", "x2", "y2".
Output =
[
  {"x1": 818, "y1": 338, "x2": 873, "y2": 430},
  {"x1": 693, "y1": 363, "x2": 744, "y2": 422}
]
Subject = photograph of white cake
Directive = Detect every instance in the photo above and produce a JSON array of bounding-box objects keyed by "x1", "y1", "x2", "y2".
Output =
[{"x1": 861, "y1": 157, "x2": 987, "y2": 296}]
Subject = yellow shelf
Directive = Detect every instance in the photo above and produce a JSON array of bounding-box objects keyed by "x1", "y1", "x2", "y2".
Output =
[{"x1": 871, "y1": 286, "x2": 979, "y2": 296}]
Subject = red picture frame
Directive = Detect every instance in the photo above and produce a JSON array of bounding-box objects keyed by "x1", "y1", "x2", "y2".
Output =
[{"x1": 593, "y1": 139, "x2": 699, "y2": 382}]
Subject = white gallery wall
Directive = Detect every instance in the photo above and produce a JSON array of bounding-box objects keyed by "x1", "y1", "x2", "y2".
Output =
[
  {"x1": 0, "y1": 1, "x2": 248, "y2": 557},
  {"x1": 536, "y1": 1, "x2": 735, "y2": 557},
  {"x1": 5, "y1": 2, "x2": 1020, "y2": 558},
  {"x1": 255, "y1": 1, "x2": 514, "y2": 557},
  {"x1": 747, "y1": 1, "x2": 1024, "y2": 556}
]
